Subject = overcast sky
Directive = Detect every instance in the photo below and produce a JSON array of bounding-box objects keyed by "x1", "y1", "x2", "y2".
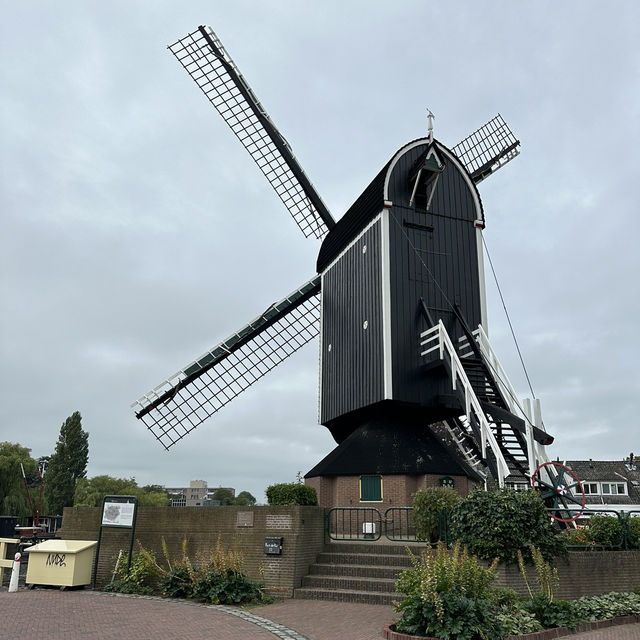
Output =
[{"x1": 2, "y1": 2, "x2": 638, "y2": 502}]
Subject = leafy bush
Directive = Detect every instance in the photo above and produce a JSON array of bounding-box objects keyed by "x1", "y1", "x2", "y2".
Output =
[
  {"x1": 564, "y1": 527, "x2": 596, "y2": 547},
  {"x1": 397, "y1": 592, "x2": 500, "y2": 640},
  {"x1": 572, "y1": 591, "x2": 640, "y2": 621},
  {"x1": 490, "y1": 604, "x2": 543, "y2": 637},
  {"x1": 523, "y1": 595, "x2": 579, "y2": 629},
  {"x1": 159, "y1": 564, "x2": 192, "y2": 598},
  {"x1": 489, "y1": 587, "x2": 521, "y2": 608},
  {"x1": 265, "y1": 482, "x2": 317, "y2": 505},
  {"x1": 450, "y1": 488, "x2": 566, "y2": 564},
  {"x1": 628, "y1": 517, "x2": 640, "y2": 548},
  {"x1": 395, "y1": 542, "x2": 501, "y2": 639},
  {"x1": 106, "y1": 536, "x2": 270, "y2": 606},
  {"x1": 103, "y1": 547, "x2": 159, "y2": 595},
  {"x1": 412, "y1": 487, "x2": 461, "y2": 542},
  {"x1": 586, "y1": 515, "x2": 624, "y2": 547}
]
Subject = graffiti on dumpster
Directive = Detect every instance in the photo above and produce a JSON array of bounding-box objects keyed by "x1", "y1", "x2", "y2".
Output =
[{"x1": 45, "y1": 552, "x2": 67, "y2": 567}]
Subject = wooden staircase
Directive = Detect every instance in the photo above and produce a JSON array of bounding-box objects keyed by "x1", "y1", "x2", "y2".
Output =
[{"x1": 294, "y1": 541, "x2": 427, "y2": 605}]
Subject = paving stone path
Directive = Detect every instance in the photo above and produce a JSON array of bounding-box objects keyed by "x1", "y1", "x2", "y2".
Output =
[{"x1": 0, "y1": 588, "x2": 638, "y2": 640}]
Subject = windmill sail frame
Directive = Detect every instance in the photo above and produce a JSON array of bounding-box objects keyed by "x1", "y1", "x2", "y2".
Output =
[
  {"x1": 452, "y1": 114, "x2": 520, "y2": 183},
  {"x1": 169, "y1": 26, "x2": 335, "y2": 239},
  {"x1": 133, "y1": 276, "x2": 321, "y2": 449}
]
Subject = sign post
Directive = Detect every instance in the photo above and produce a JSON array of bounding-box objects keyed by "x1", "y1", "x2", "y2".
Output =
[{"x1": 91, "y1": 495, "x2": 138, "y2": 588}]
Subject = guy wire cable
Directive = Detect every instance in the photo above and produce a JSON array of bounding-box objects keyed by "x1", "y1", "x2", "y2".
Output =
[{"x1": 390, "y1": 210, "x2": 537, "y2": 430}]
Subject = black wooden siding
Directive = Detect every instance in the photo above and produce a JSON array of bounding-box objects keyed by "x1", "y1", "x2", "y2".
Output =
[
  {"x1": 385, "y1": 142, "x2": 483, "y2": 405},
  {"x1": 320, "y1": 219, "x2": 385, "y2": 424}
]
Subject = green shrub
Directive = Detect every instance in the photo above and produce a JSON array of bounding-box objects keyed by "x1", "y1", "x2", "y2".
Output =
[
  {"x1": 490, "y1": 603, "x2": 543, "y2": 637},
  {"x1": 395, "y1": 542, "x2": 501, "y2": 639},
  {"x1": 572, "y1": 591, "x2": 640, "y2": 621},
  {"x1": 265, "y1": 482, "x2": 317, "y2": 505},
  {"x1": 103, "y1": 547, "x2": 159, "y2": 595},
  {"x1": 450, "y1": 489, "x2": 566, "y2": 565},
  {"x1": 586, "y1": 515, "x2": 624, "y2": 547},
  {"x1": 412, "y1": 487, "x2": 461, "y2": 542},
  {"x1": 564, "y1": 527, "x2": 595, "y2": 547},
  {"x1": 523, "y1": 595, "x2": 580, "y2": 629},
  {"x1": 159, "y1": 564, "x2": 192, "y2": 598},
  {"x1": 396, "y1": 592, "x2": 500, "y2": 640},
  {"x1": 105, "y1": 536, "x2": 270, "y2": 606},
  {"x1": 628, "y1": 517, "x2": 640, "y2": 548},
  {"x1": 489, "y1": 587, "x2": 521, "y2": 608}
]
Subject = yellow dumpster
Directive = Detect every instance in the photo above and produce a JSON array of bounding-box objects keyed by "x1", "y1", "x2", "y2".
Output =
[{"x1": 26, "y1": 540, "x2": 97, "y2": 588}]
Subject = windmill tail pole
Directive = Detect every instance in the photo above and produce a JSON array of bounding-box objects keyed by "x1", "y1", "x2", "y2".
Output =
[
  {"x1": 35, "y1": 466, "x2": 44, "y2": 527},
  {"x1": 8, "y1": 553, "x2": 20, "y2": 592},
  {"x1": 20, "y1": 463, "x2": 36, "y2": 522}
]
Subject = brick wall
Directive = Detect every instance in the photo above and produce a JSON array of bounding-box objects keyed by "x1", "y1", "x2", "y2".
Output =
[
  {"x1": 58, "y1": 506, "x2": 640, "y2": 600},
  {"x1": 58, "y1": 505, "x2": 325, "y2": 598},
  {"x1": 306, "y1": 473, "x2": 475, "y2": 509},
  {"x1": 495, "y1": 551, "x2": 640, "y2": 599}
]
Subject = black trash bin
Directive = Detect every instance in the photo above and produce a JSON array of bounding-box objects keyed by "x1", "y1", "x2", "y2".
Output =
[{"x1": 0, "y1": 516, "x2": 18, "y2": 538}]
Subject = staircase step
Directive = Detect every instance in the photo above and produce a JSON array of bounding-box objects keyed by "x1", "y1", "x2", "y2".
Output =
[
  {"x1": 316, "y1": 552, "x2": 414, "y2": 567},
  {"x1": 301, "y1": 574, "x2": 398, "y2": 593},
  {"x1": 309, "y1": 563, "x2": 404, "y2": 580},
  {"x1": 294, "y1": 587, "x2": 399, "y2": 606}
]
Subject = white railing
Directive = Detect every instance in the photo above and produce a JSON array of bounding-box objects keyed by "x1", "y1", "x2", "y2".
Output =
[
  {"x1": 472, "y1": 325, "x2": 550, "y2": 476},
  {"x1": 420, "y1": 321, "x2": 510, "y2": 486}
]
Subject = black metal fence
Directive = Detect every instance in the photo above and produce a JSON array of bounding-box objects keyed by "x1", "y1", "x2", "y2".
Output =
[
  {"x1": 325, "y1": 506, "x2": 640, "y2": 549},
  {"x1": 326, "y1": 507, "x2": 452, "y2": 543}
]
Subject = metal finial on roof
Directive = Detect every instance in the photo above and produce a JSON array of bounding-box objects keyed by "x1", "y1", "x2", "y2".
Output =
[{"x1": 426, "y1": 109, "x2": 435, "y2": 142}]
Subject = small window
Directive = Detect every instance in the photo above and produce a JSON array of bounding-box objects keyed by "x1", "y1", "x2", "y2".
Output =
[
  {"x1": 439, "y1": 476, "x2": 455, "y2": 489},
  {"x1": 360, "y1": 476, "x2": 383, "y2": 502},
  {"x1": 583, "y1": 482, "x2": 599, "y2": 495},
  {"x1": 600, "y1": 482, "x2": 627, "y2": 495}
]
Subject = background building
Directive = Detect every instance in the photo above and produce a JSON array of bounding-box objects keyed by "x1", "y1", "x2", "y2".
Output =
[{"x1": 164, "y1": 480, "x2": 235, "y2": 507}]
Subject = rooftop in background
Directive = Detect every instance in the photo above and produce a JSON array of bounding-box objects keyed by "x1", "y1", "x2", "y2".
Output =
[{"x1": 565, "y1": 457, "x2": 639, "y2": 510}]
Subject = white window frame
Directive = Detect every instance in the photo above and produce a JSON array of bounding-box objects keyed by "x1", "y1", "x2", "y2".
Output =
[
  {"x1": 505, "y1": 481, "x2": 529, "y2": 492},
  {"x1": 600, "y1": 481, "x2": 627, "y2": 496},
  {"x1": 583, "y1": 482, "x2": 599, "y2": 495}
]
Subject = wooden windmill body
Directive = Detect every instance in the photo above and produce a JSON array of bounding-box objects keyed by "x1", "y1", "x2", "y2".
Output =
[{"x1": 133, "y1": 26, "x2": 555, "y2": 507}]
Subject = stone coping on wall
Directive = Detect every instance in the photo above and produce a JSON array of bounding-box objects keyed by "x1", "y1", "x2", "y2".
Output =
[{"x1": 382, "y1": 614, "x2": 640, "y2": 640}]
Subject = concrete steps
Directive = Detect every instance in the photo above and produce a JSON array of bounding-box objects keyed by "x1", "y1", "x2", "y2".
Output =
[{"x1": 295, "y1": 541, "x2": 429, "y2": 605}]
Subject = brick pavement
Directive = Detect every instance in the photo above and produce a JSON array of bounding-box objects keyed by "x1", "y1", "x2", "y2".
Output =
[{"x1": 0, "y1": 589, "x2": 638, "y2": 640}]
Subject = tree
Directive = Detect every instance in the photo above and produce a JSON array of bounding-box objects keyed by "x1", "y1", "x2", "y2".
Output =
[
  {"x1": 235, "y1": 491, "x2": 256, "y2": 506},
  {"x1": 74, "y1": 475, "x2": 170, "y2": 507},
  {"x1": 44, "y1": 411, "x2": 89, "y2": 514},
  {"x1": 0, "y1": 442, "x2": 40, "y2": 517},
  {"x1": 211, "y1": 488, "x2": 235, "y2": 505}
]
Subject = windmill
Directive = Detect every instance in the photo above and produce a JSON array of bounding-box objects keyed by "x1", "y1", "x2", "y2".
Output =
[{"x1": 133, "y1": 25, "x2": 568, "y2": 503}]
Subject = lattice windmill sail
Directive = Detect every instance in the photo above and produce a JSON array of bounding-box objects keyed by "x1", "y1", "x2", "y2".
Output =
[{"x1": 133, "y1": 24, "x2": 554, "y2": 490}]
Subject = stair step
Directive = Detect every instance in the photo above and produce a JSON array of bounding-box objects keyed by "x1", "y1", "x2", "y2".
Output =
[
  {"x1": 294, "y1": 587, "x2": 399, "y2": 606},
  {"x1": 322, "y1": 542, "x2": 427, "y2": 555},
  {"x1": 301, "y1": 574, "x2": 398, "y2": 593},
  {"x1": 309, "y1": 563, "x2": 404, "y2": 580},
  {"x1": 316, "y1": 552, "x2": 415, "y2": 567}
]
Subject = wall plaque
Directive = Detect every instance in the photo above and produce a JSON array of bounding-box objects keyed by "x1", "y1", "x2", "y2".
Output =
[
  {"x1": 236, "y1": 511, "x2": 254, "y2": 528},
  {"x1": 264, "y1": 537, "x2": 283, "y2": 555}
]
